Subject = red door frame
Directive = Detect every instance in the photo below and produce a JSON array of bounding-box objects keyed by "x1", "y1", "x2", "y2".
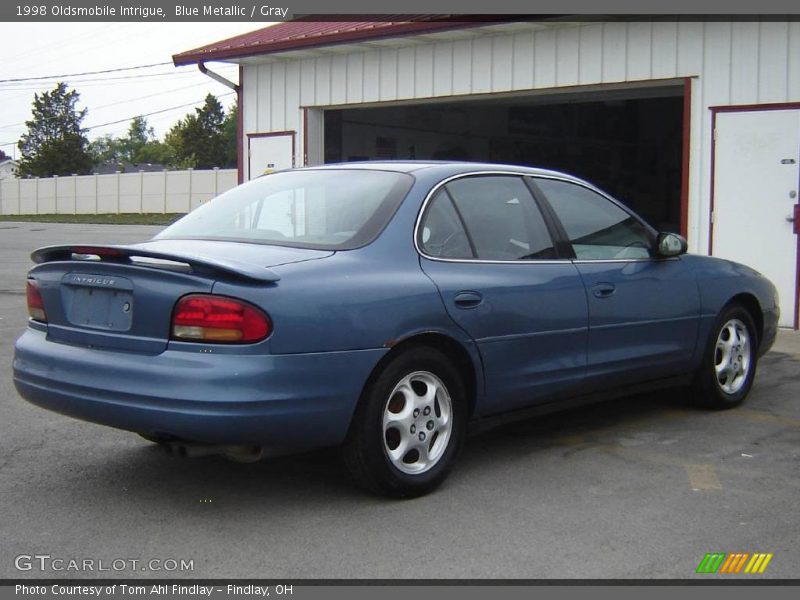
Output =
[
  {"x1": 679, "y1": 77, "x2": 692, "y2": 239},
  {"x1": 708, "y1": 101, "x2": 800, "y2": 329},
  {"x1": 237, "y1": 66, "x2": 244, "y2": 184}
]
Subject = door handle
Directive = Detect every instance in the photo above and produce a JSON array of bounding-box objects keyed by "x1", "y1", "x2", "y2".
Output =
[
  {"x1": 453, "y1": 291, "x2": 483, "y2": 308},
  {"x1": 591, "y1": 282, "x2": 616, "y2": 298}
]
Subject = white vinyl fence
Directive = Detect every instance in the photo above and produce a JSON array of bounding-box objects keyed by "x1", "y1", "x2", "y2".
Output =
[{"x1": 0, "y1": 168, "x2": 238, "y2": 215}]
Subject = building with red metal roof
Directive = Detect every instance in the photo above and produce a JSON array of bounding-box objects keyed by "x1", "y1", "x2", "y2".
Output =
[{"x1": 174, "y1": 16, "x2": 800, "y2": 327}]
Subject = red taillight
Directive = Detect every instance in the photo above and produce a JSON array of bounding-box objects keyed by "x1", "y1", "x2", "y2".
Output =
[
  {"x1": 26, "y1": 279, "x2": 47, "y2": 323},
  {"x1": 171, "y1": 294, "x2": 271, "y2": 343}
]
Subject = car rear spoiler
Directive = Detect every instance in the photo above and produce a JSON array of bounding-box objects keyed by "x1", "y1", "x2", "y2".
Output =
[{"x1": 31, "y1": 245, "x2": 281, "y2": 283}]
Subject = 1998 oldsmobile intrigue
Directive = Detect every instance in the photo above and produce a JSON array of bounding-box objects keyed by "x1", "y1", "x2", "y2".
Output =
[{"x1": 13, "y1": 162, "x2": 779, "y2": 497}]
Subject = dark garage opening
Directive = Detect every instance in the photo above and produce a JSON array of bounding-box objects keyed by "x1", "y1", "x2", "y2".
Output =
[{"x1": 324, "y1": 86, "x2": 685, "y2": 233}]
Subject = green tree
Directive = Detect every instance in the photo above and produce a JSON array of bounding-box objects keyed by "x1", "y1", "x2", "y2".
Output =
[
  {"x1": 0, "y1": 148, "x2": 8, "y2": 160},
  {"x1": 88, "y1": 134, "x2": 124, "y2": 165},
  {"x1": 125, "y1": 117, "x2": 177, "y2": 166},
  {"x1": 123, "y1": 115, "x2": 153, "y2": 161},
  {"x1": 133, "y1": 139, "x2": 176, "y2": 166},
  {"x1": 16, "y1": 83, "x2": 93, "y2": 177},
  {"x1": 221, "y1": 103, "x2": 238, "y2": 168},
  {"x1": 166, "y1": 94, "x2": 228, "y2": 169},
  {"x1": 89, "y1": 116, "x2": 177, "y2": 170}
]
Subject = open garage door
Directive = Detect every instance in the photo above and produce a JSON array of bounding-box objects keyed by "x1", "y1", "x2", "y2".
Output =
[{"x1": 324, "y1": 85, "x2": 685, "y2": 234}]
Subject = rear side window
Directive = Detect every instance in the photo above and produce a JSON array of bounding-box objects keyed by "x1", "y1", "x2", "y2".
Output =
[
  {"x1": 418, "y1": 190, "x2": 473, "y2": 259},
  {"x1": 445, "y1": 176, "x2": 556, "y2": 260},
  {"x1": 534, "y1": 178, "x2": 654, "y2": 260}
]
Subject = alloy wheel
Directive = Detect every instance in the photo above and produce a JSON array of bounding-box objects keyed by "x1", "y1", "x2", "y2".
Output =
[
  {"x1": 382, "y1": 371, "x2": 453, "y2": 475},
  {"x1": 714, "y1": 318, "x2": 752, "y2": 395}
]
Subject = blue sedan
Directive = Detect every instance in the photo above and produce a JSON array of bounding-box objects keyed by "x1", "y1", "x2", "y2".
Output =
[{"x1": 13, "y1": 162, "x2": 779, "y2": 497}]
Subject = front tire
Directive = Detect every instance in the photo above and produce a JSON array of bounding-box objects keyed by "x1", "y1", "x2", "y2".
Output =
[
  {"x1": 692, "y1": 304, "x2": 759, "y2": 409},
  {"x1": 343, "y1": 347, "x2": 467, "y2": 498}
]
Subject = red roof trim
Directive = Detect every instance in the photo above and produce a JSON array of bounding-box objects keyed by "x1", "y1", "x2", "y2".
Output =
[{"x1": 172, "y1": 16, "x2": 519, "y2": 66}]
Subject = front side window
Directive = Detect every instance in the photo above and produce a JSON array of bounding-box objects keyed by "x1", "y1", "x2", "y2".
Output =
[
  {"x1": 534, "y1": 178, "x2": 654, "y2": 260},
  {"x1": 158, "y1": 169, "x2": 413, "y2": 250},
  {"x1": 420, "y1": 176, "x2": 556, "y2": 261}
]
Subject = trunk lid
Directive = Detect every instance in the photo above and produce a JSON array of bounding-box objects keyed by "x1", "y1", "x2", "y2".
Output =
[
  {"x1": 29, "y1": 240, "x2": 332, "y2": 354},
  {"x1": 132, "y1": 238, "x2": 334, "y2": 272}
]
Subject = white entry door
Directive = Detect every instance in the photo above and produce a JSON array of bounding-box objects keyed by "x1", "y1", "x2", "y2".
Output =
[
  {"x1": 712, "y1": 109, "x2": 800, "y2": 328},
  {"x1": 248, "y1": 132, "x2": 295, "y2": 180}
]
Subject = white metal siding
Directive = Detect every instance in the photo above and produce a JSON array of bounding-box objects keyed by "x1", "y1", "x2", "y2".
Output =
[{"x1": 241, "y1": 21, "x2": 800, "y2": 253}]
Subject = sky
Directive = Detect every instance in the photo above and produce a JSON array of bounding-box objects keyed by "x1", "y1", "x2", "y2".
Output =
[{"x1": 0, "y1": 22, "x2": 270, "y2": 159}]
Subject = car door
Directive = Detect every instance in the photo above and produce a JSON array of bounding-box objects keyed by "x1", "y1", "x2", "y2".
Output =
[
  {"x1": 531, "y1": 176, "x2": 700, "y2": 388},
  {"x1": 417, "y1": 174, "x2": 588, "y2": 416}
]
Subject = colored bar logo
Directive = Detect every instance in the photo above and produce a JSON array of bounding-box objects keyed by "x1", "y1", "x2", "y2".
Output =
[{"x1": 696, "y1": 552, "x2": 773, "y2": 574}]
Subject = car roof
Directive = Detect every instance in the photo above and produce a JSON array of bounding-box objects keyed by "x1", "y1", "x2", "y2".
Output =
[{"x1": 294, "y1": 160, "x2": 586, "y2": 183}]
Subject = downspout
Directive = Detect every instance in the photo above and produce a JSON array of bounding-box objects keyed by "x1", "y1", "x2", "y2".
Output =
[
  {"x1": 197, "y1": 62, "x2": 243, "y2": 183},
  {"x1": 198, "y1": 61, "x2": 239, "y2": 92}
]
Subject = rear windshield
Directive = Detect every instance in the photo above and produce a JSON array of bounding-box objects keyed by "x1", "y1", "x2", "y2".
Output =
[{"x1": 157, "y1": 169, "x2": 414, "y2": 250}]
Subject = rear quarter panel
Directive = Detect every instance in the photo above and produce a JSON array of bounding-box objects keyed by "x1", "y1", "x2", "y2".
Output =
[{"x1": 211, "y1": 250, "x2": 472, "y2": 355}]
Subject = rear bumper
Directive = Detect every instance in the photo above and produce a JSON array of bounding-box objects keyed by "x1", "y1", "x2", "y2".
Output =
[{"x1": 13, "y1": 328, "x2": 386, "y2": 449}]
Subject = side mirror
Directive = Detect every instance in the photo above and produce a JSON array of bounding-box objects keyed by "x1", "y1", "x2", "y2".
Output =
[{"x1": 657, "y1": 232, "x2": 688, "y2": 257}]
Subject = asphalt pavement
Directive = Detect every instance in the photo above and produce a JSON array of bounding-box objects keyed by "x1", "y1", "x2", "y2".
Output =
[{"x1": 1, "y1": 222, "x2": 798, "y2": 580}]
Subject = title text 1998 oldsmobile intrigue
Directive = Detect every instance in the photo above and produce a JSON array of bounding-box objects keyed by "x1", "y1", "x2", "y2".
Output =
[{"x1": 13, "y1": 162, "x2": 779, "y2": 497}]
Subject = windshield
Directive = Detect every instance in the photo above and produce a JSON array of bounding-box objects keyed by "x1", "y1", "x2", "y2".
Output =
[{"x1": 157, "y1": 169, "x2": 414, "y2": 250}]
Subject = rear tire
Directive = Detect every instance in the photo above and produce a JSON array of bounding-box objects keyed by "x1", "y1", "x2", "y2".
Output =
[
  {"x1": 343, "y1": 347, "x2": 467, "y2": 498},
  {"x1": 691, "y1": 304, "x2": 759, "y2": 409}
]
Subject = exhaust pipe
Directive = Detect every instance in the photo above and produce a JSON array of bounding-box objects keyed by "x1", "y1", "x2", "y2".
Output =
[
  {"x1": 164, "y1": 442, "x2": 265, "y2": 462},
  {"x1": 223, "y1": 445, "x2": 266, "y2": 463}
]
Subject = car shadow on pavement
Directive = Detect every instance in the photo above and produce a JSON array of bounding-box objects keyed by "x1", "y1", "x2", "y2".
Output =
[
  {"x1": 31, "y1": 351, "x2": 791, "y2": 509},
  {"x1": 54, "y1": 387, "x2": 695, "y2": 509}
]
